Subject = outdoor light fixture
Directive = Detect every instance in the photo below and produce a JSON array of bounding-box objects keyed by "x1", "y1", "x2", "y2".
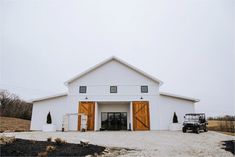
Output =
[
  {"x1": 85, "y1": 96, "x2": 88, "y2": 100},
  {"x1": 140, "y1": 96, "x2": 143, "y2": 99}
]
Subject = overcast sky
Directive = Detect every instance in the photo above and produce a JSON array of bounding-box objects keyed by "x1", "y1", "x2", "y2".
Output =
[{"x1": 0, "y1": 0, "x2": 234, "y2": 116}]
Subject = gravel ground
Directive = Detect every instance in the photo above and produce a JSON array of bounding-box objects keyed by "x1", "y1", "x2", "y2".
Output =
[{"x1": 1, "y1": 131, "x2": 234, "y2": 157}]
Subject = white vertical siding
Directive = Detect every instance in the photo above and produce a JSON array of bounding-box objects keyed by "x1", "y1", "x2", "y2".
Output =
[
  {"x1": 157, "y1": 95, "x2": 195, "y2": 130},
  {"x1": 30, "y1": 60, "x2": 195, "y2": 131},
  {"x1": 68, "y1": 60, "x2": 159, "y2": 96},
  {"x1": 30, "y1": 96, "x2": 68, "y2": 131}
]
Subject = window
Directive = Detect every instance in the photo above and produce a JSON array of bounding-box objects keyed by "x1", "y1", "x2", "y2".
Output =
[
  {"x1": 110, "y1": 86, "x2": 117, "y2": 93},
  {"x1": 79, "y1": 86, "x2": 87, "y2": 93},
  {"x1": 141, "y1": 86, "x2": 148, "y2": 93}
]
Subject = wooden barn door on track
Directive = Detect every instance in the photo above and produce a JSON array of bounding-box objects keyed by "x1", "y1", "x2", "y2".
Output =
[
  {"x1": 132, "y1": 101, "x2": 150, "y2": 131},
  {"x1": 78, "y1": 102, "x2": 95, "y2": 131}
]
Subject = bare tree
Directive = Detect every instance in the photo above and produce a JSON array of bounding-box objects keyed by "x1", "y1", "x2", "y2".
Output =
[{"x1": 0, "y1": 91, "x2": 32, "y2": 120}]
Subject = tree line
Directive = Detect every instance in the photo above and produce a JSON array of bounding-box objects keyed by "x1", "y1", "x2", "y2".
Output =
[
  {"x1": 207, "y1": 115, "x2": 235, "y2": 121},
  {"x1": 0, "y1": 91, "x2": 32, "y2": 120}
]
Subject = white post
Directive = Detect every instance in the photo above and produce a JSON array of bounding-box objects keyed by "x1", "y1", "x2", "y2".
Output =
[
  {"x1": 94, "y1": 102, "x2": 98, "y2": 131},
  {"x1": 130, "y1": 102, "x2": 133, "y2": 131}
]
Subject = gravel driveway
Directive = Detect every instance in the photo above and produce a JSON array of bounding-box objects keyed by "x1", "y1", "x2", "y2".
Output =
[{"x1": 1, "y1": 131, "x2": 234, "y2": 157}]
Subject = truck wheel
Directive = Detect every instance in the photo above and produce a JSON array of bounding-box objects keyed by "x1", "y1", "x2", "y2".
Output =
[
  {"x1": 182, "y1": 127, "x2": 186, "y2": 133},
  {"x1": 195, "y1": 127, "x2": 200, "y2": 134},
  {"x1": 204, "y1": 127, "x2": 208, "y2": 132}
]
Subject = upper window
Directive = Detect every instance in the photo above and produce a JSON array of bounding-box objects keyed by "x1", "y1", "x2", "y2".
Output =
[
  {"x1": 79, "y1": 86, "x2": 87, "y2": 93},
  {"x1": 141, "y1": 86, "x2": 148, "y2": 93},
  {"x1": 110, "y1": 86, "x2": 117, "y2": 93}
]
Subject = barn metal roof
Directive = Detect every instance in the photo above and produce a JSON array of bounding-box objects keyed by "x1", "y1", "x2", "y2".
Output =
[{"x1": 160, "y1": 92, "x2": 199, "y2": 102}]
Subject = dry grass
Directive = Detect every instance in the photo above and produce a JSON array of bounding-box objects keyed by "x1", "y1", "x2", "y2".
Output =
[
  {"x1": 208, "y1": 120, "x2": 235, "y2": 136},
  {"x1": 217, "y1": 132, "x2": 235, "y2": 136},
  {"x1": 0, "y1": 116, "x2": 31, "y2": 132},
  {"x1": 0, "y1": 136, "x2": 16, "y2": 144}
]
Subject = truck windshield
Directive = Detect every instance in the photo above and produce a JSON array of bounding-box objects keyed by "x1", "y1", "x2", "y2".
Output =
[{"x1": 185, "y1": 115, "x2": 199, "y2": 121}]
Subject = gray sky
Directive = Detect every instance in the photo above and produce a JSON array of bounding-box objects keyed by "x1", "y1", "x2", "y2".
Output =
[{"x1": 0, "y1": 0, "x2": 234, "y2": 116}]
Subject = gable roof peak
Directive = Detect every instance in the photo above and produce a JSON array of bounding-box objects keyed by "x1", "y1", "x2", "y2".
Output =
[{"x1": 64, "y1": 56, "x2": 163, "y2": 85}]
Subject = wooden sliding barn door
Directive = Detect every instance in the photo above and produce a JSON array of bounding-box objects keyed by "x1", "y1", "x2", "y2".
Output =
[
  {"x1": 132, "y1": 101, "x2": 150, "y2": 131},
  {"x1": 78, "y1": 102, "x2": 95, "y2": 131}
]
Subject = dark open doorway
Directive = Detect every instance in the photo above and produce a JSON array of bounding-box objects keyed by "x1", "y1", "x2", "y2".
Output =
[{"x1": 101, "y1": 112, "x2": 127, "y2": 130}]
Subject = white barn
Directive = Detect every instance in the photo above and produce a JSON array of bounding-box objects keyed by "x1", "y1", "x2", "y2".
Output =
[{"x1": 30, "y1": 56, "x2": 199, "y2": 131}]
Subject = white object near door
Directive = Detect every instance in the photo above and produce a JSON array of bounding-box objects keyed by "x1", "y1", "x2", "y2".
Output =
[
  {"x1": 169, "y1": 123, "x2": 182, "y2": 131},
  {"x1": 80, "y1": 114, "x2": 88, "y2": 131},
  {"x1": 42, "y1": 124, "x2": 56, "y2": 132}
]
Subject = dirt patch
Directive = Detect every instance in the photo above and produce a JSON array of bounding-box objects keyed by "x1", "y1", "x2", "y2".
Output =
[
  {"x1": 0, "y1": 138, "x2": 105, "y2": 157},
  {"x1": 101, "y1": 147, "x2": 137, "y2": 157},
  {"x1": 217, "y1": 131, "x2": 235, "y2": 136},
  {"x1": 221, "y1": 140, "x2": 235, "y2": 155},
  {"x1": 0, "y1": 117, "x2": 30, "y2": 132}
]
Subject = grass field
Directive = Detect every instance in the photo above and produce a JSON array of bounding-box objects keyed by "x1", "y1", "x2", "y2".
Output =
[
  {"x1": 0, "y1": 117, "x2": 31, "y2": 132},
  {"x1": 208, "y1": 120, "x2": 235, "y2": 136}
]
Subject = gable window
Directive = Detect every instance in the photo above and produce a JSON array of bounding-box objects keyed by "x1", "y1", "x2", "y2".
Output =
[
  {"x1": 79, "y1": 86, "x2": 87, "y2": 93},
  {"x1": 110, "y1": 86, "x2": 117, "y2": 93},
  {"x1": 141, "y1": 86, "x2": 148, "y2": 93}
]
